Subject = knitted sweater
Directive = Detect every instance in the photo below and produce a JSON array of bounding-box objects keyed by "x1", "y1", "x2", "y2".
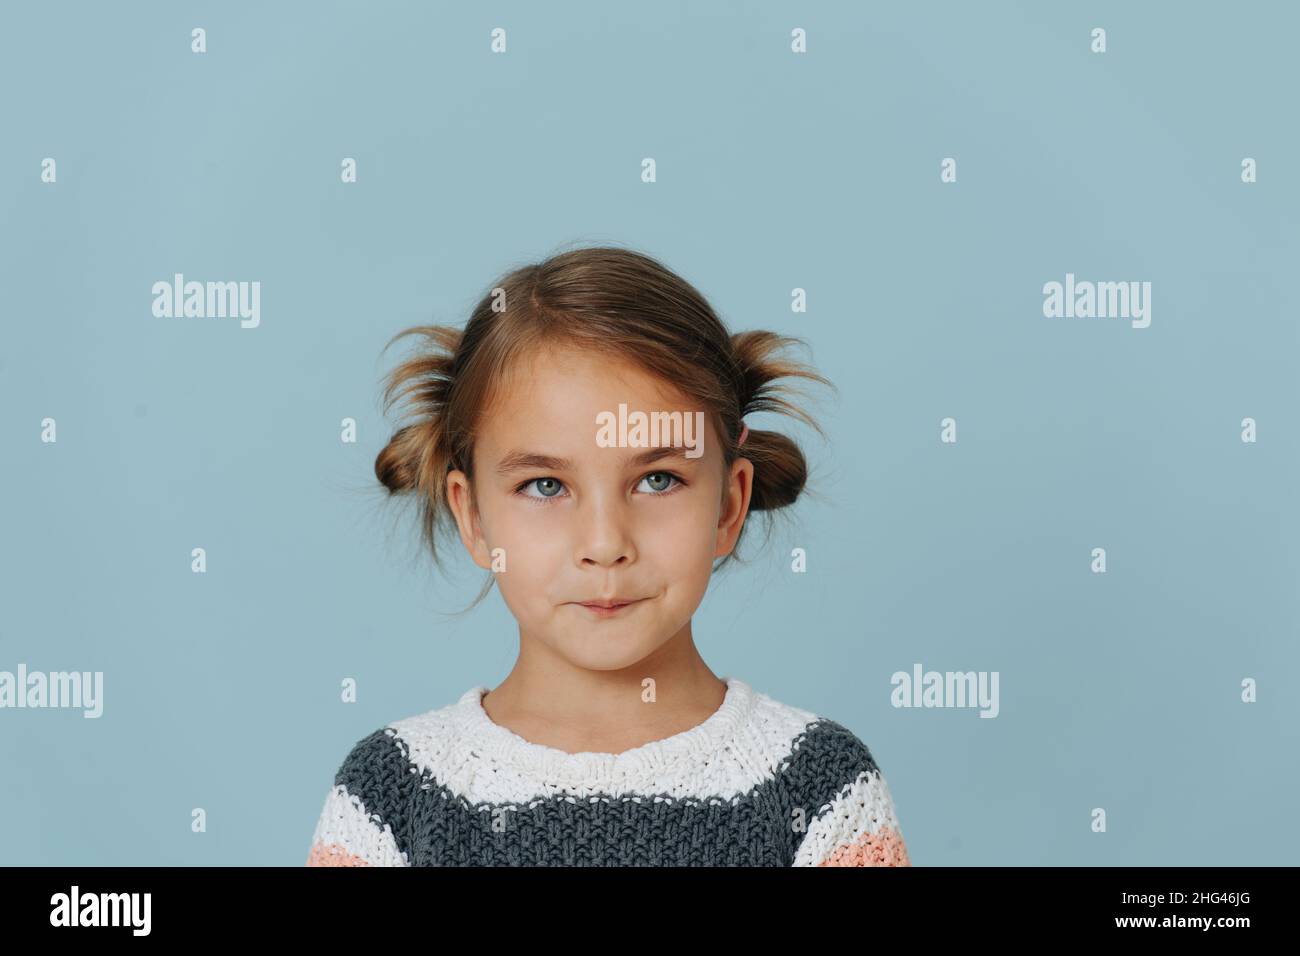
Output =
[{"x1": 306, "y1": 676, "x2": 910, "y2": 867}]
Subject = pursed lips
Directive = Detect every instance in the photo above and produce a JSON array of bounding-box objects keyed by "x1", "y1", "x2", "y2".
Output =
[{"x1": 571, "y1": 597, "x2": 647, "y2": 615}]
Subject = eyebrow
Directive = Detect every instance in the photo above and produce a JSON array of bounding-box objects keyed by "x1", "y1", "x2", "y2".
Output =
[{"x1": 495, "y1": 446, "x2": 698, "y2": 477}]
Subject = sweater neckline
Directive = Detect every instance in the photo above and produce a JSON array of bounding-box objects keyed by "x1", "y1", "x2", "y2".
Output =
[{"x1": 457, "y1": 676, "x2": 754, "y2": 787}]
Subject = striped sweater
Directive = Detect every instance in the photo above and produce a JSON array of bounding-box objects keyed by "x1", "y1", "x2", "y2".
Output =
[{"x1": 306, "y1": 675, "x2": 911, "y2": 867}]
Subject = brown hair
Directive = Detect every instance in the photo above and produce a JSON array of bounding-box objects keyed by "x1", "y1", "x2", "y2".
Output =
[{"x1": 373, "y1": 245, "x2": 836, "y2": 611}]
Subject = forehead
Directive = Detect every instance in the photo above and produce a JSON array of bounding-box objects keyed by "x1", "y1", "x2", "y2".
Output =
[
  {"x1": 473, "y1": 345, "x2": 715, "y2": 464},
  {"x1": 487, "y1": 346, "x2": 690, "y2": 426}
]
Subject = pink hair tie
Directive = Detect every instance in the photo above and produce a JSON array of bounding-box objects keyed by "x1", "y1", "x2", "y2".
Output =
[{"x1": 737, "y1": 422, "x2": 750, "y2": 447}]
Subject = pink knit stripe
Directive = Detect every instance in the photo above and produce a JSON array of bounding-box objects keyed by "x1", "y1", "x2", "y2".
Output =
[
  {"x1": 306, "y1": 841, "x2": 371, "y2": 867},
  {"x1": 816, "y1": 827, "x2": 911, "y2": 867}
]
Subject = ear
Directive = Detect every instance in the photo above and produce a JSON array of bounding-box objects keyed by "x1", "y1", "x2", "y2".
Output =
[
  {"x1": 446, "y1": 469, "x2": 493, "y2": 570},
  {"x1": 714, "y1": 455, "x2": 754, "y2": 558}
]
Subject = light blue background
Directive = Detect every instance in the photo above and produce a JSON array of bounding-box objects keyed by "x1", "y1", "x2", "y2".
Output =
[{"x1": 1, "y1": 0, "x2": 1296, "y2": 866}]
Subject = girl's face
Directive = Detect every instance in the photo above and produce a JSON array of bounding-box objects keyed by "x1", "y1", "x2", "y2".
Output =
[{"x1": 445, "y1": 345, "x2": 754, "y2": 672}]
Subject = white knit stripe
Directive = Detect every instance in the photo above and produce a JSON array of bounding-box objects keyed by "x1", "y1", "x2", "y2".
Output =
[
  {"x1": 308, "y1": 784, "x2": 409, "y2": 866},
  {"x1": 791, "y1": 768, "x2": 906, "y2": 867},
  {"x1": 389, "y1": 685, "x2": 820, "y2": 805}
]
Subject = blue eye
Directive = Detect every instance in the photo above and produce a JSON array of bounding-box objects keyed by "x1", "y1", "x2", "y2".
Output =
[
  {"x1": 637, "y1": 472, "x2": 680, "y2": 495},
  {"x1": 513, "y1": 472, "x2": 686, "y2": 505},
  {"x1": 519, "y1": 477, "x2": 566, "y2": 500}
]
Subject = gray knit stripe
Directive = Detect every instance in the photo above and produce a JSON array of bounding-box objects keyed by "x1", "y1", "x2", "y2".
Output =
[
  {"x1": 334, "y1": 727, "x2": 418, "y2": 861},
  {"x1": 405, "y1": 775, "x2": 793, "y2": 866},
  {"x1": 771, "y1": 717, "x2": 882, "y2": 863},
  {"x1": 342, "y1": 716, "x2": 880, "y2": 866}
]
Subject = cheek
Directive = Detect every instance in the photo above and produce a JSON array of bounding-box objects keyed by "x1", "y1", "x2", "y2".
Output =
[
  {"x1": 641, "y1": 495, "x2": 721, "y2": 565},
  {"x1": 647, "y1": 514, "x2": 715, "y2": 621},
  {"x1": 477, "y1": 502, "x2": 557, "y2": 595}
]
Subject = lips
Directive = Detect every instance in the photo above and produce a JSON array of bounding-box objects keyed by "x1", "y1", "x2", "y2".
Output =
[
  {"x1": 569, "y1": 594, "x2": 653, "y2": 619},
  {"x1": 577, "y1": 598, "x2": 639, "y2": 609}
]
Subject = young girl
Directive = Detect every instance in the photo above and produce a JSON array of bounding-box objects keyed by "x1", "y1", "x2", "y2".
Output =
[{"x1": 306, "y1": 246, "x2": 911, "y2": 867}]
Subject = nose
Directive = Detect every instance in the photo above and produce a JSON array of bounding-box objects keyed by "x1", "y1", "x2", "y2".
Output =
[{"x1": 574, "y1": 493, "x2": 637, "y2": 568}]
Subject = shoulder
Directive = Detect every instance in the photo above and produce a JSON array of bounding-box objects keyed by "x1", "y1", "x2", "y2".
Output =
[
  {"x1": 780, "y1": 716, "x2": 883, "y2": 801},
  {"x1": 736, "y1": 686, "x2": 883, "y2": 805},
  {"x1": 743, "y1": 685, "x2": 882, "y2": 794},
  {"x1": 753, "y1": 691, "x2": 910, "y2": 867},
  {"x1": 306, "y1": 698, "x2": 464, "y2": 867},
  {"x1": 331, "y1": 694, "x2": 469, "y2": 813},
  {"x1": 332, "y1": 724, "x2": 413, "y2": 805},
  {"x1": 332, "y1": 694, "x2": 465, "y2": 794}
]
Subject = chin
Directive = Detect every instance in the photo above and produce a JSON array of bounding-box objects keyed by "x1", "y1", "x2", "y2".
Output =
[{"x1": 548, "y1": 631, "x2": 666, "y2": 672}]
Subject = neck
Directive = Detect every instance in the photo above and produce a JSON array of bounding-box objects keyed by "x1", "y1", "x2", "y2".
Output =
[{"x1": 480, "y1": 619, "x2": 726, "y2": 755}]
